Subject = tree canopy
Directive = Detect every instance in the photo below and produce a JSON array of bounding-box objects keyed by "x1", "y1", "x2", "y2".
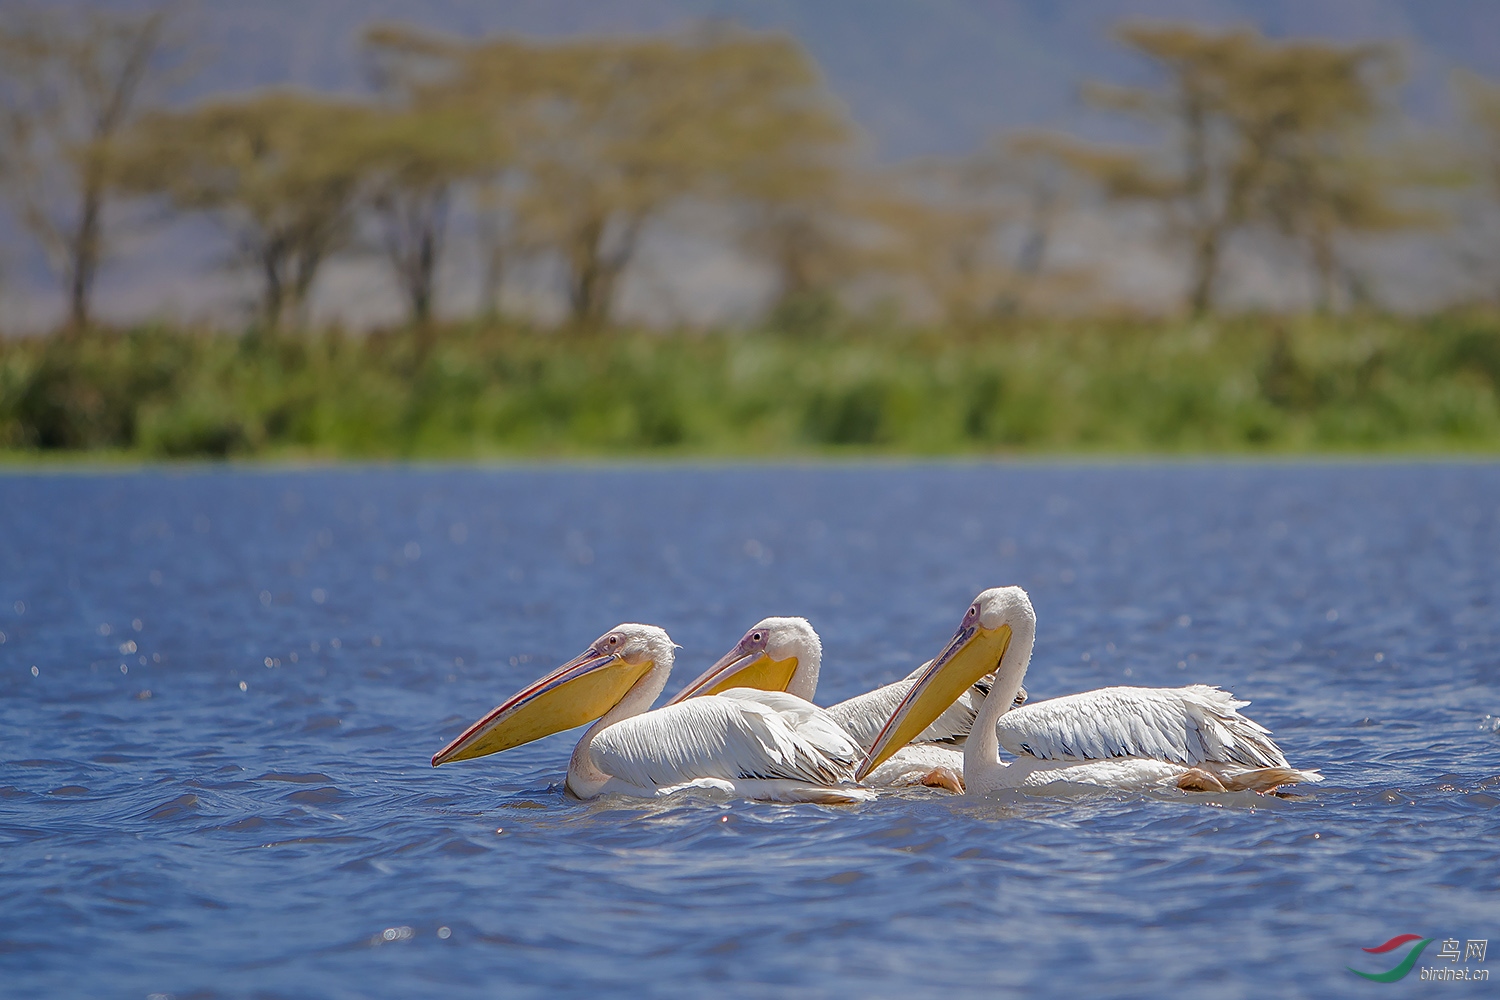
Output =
[
  {"x1": 0, "y1": 13, "x2": 1487, "y2": 331},
  {"x1": 118, "y1": 91, "x2": 376, "y2": 327},
  {"x1": 1081, "y1": 24, "x2": 1412, "y2": 313},
  {"x1": 0, "y1": 4, "x2": 186, "y2": 328}
]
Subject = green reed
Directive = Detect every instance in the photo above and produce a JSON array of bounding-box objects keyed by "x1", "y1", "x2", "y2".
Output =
[{"x1": 2, "y1": 312, "x2": 1498, "y2": 458}]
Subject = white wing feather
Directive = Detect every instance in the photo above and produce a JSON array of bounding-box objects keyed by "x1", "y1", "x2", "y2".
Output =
[
  {"x1": 590, "y1": 689, "x2": 862, "y2": 790},
  {"x1": 995, "y1": 685, "x2": 1289, "y2": 768}
]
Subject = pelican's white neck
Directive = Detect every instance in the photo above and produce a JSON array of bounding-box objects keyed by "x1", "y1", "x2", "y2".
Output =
[
  {"x1": 964, "y1": 602, "x2": 1036, "y2": 794},
  {"x1": 565, "y1": 634, "x2": 675, "y2": 798}
]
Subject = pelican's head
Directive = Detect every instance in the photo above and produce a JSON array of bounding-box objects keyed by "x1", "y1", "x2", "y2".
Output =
[
  {"x1": 432, "y1": 623, "x2": 673, "y2": 766},
  {"x1": 665, "y1": 616, "x2": 820, "y2": 705},
  {"x1": 856, "y1": 587, "x2": 1034, "y2": 780}
]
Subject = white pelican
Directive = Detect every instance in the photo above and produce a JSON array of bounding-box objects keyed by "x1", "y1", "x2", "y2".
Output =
[
  {"x1": 431, "y1": 623, "x2": 873, "y2": 804},
  {"x1": 664, "y1": 616, "x2": 1006, "y2": 790},
  {"x1": 858, "y1": 587, "x2": 1323, "y2": 795}
]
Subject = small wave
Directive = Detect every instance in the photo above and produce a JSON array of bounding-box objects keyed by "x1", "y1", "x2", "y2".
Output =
[
  {"x1": 255, "y1": 771, "x2": 334, "y2": 784},
  {"x1": 142, "y1": 793, "x2": 200, "y2": 822},
  {"x1": 283, "y1": 786, "x2": 348, "y2": 806},
  {"x1": 47, "y1": 785, "x2": 90, "y2": 797}
]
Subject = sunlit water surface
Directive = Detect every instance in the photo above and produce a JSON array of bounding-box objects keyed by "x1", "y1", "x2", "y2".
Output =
[{"x1": 2, "y1": 463, "x2": 1498, "y2": 999}]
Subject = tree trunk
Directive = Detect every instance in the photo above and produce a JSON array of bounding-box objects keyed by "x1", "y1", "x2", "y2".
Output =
[
  {"x1": 476, "y1": 185, "x2": 507, "y2": 321},
  {"x1": 1181, "y1": 94, "x2": 1220, "y2": 317},
  {"x1": 479, "y1": 232, "x2": 505, "y2": 321},
  {"x1": 566, "y1": 216, "x2": 606, "y2": 326},
  {"x1": 380, "y1": 185, "x2": 449, "y2": 327},
  {"x1": 1310, "y1": 226, "x2": 1336, "y2": 313},
  {"x1": 65, "y1": 156, "x2": 106, "y2": 332},
  {"x1": 261, "y1": 244, "x2": 286, "y2": 330},
  {"x1": 762, "y1": 209, "x2": 816, "y2": 311},
  {"x1": 411, "y1": 245, "x2": 432, "y2": 324},
  {"x1": 409, "y1": 198, "x2": 442, "y2": 362},
  {"x1": 566, "y1": 213, "x2": 643, "y2": 328},
  {"x1": 67, "y1": 200, "x2": 100, "y2": 330},
  {"x1": 1187, "y1": 226, "x2": 1222, "y2": 316},
  {"x1": 291, "y1": 245, "x2": 325, "y2": 330}
]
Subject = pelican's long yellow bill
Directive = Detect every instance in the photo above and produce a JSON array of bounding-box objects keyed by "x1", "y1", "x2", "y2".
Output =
[
  {"x1": 432, "y1": 649, "x2": 653, "y2": 766},
  {"x1": 664, "y1": 650, "x2": 798, "y2": 705},
  {"x1": 856, "y1": 623, "x2": 1013, "y2": 780}
]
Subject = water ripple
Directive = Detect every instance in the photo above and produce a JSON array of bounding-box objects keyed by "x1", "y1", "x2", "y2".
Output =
[{"x1": 2, "y1": 464, "x2": 1498, "y2": 998}]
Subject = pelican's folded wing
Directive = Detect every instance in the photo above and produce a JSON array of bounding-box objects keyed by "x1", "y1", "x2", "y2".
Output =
[
  {"x1": 994, "y1": 685, "x2": 1289, "y2": 768},
  {"x1": 590, "y1": 690, "x2": 862, "y2": 790}
]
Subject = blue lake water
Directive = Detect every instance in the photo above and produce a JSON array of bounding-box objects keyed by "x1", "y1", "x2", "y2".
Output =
[{"x1": 2, "y1": 462, "x2": 1498, "y2": 998}]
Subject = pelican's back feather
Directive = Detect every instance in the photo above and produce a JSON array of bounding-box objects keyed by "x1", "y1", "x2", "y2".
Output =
[
  {"x1": 995, "y1": 685, "x2": 1289, "y2": 769},
  {"x1": 590, "y1": 689, "x2": 861, "y2": 790}
]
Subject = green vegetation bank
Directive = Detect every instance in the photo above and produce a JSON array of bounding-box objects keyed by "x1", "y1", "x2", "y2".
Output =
[{"x1": 3, "y1": 315, "x2": 1499, "y2": 459}]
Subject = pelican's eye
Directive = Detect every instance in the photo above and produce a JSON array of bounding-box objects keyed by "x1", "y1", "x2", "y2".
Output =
[
  {"x1": 751, "y1": 631, "x2": 763, "y2": 643},
  {"x1": 606, "y1": 635, "x2": 620, "y2": 647}
]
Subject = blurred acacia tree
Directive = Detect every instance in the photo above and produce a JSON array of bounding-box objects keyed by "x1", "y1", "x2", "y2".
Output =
[
  {"x1": 1248, "y1": 43, "x2": 1429, "y2": 310},
  {"x1": 878, "y1": 132, "x2": 1110, "y2": 321},
  {"x1": 356, "y1": 110, "x2": 485, "y2": 329},
  {"x1": 856, "y1": 159, "x2": 1013, "y2": 324},
  {"x1": 382, "y1": 28, "x2": 852, "y2": 327},
  {"x1": 117, "y1": 91, "x2": 375, "y2": 328},
  {"x1": 710, "y1": 34, "x2": 857, "y2": 320},
  {"x1": 1458, "y1": 72, "x2": 1500, "y2": 303},
  {"x1": 1085, "y1": 25, "x2": 1409, "y2": 314},
  {"x1": 1464, "y1": 74, "x2": 1500, "y2": 193},
  {"x1": 514, "y1": 30, "x2": 854, "y2": 327},
  {"x1": 0, "y1": 4, "x2": 187, "y2": 330},
  {"x1": 362, "y1": 29, "x2": 560, "y2": 322},
  {"x1": 360, "y1": 27, "x2": 495, "y2": 329}
]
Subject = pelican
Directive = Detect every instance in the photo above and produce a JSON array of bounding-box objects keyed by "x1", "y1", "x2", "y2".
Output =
[
  {"x1": 664, "y1": 616, "x2": 1011, "y2": 790},
  {"x1": 858, "y1": 587, "x2": 1323, "y2": 795},
  {"x1": 431, "y1": 623, "x2": 873, "y2": 804}
]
